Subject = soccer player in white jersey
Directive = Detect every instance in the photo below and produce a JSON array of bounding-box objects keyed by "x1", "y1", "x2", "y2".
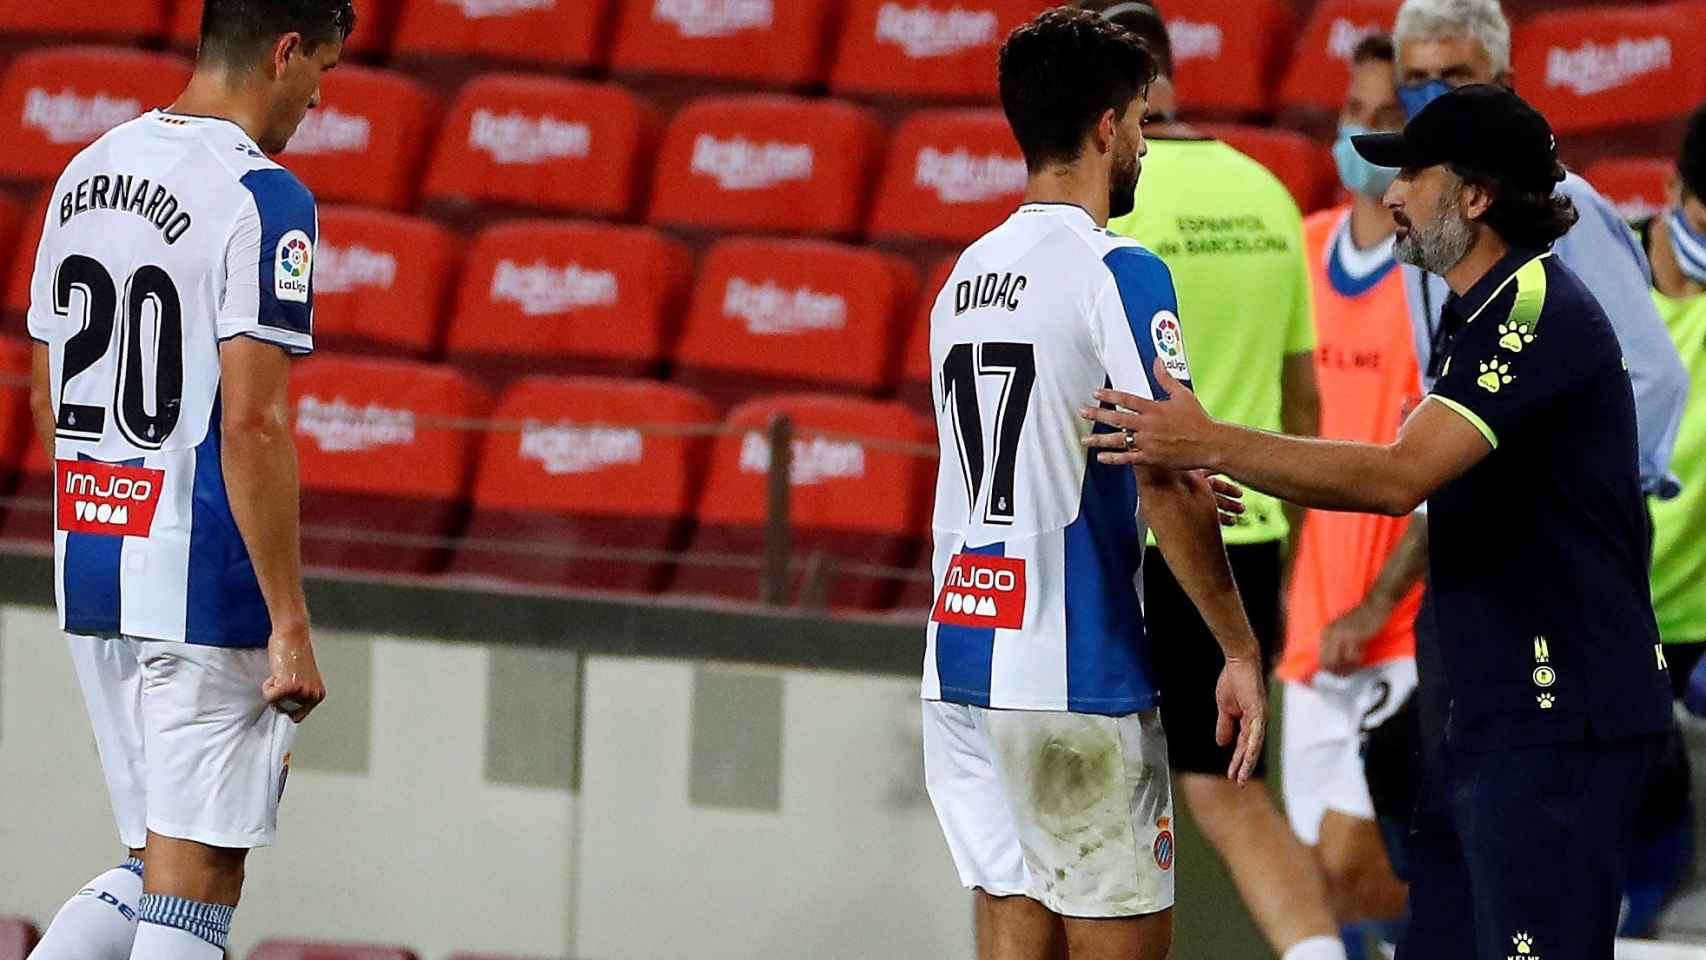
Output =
[
  {"x1": 921, "y1": 10, "x2": 1267, "y2": 959},
  {"x1": 23, "y1": 3, "x2": 349, "y2": 959}
]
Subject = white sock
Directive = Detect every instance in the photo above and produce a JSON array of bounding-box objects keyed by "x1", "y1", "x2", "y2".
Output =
[
  {"x1": 1283, "y1": 935, "x2": 1350, "y2": 960},
  {"x1": 27, "y1": 859, "x2": 144, "y2": 960},
  {"x1": 128, "y1": 895, "x2": 232, "y2": 960}
]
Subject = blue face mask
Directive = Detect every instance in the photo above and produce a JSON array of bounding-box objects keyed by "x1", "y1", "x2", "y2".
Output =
[
  {"x1": 1398, "y1": 78, "x2": 1453, "y2": 120},
  {"x1": 1667, "y1": 207, "x2": 1706, "y2": 286},
  {"x1": 1333, "y1": 124, "x2": 1398, "y2": 199}
]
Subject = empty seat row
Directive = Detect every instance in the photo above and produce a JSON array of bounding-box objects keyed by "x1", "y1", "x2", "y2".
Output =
[
  {"x1": 0, "y1": 345, "x2": 935, "y2": 611},
  {"x1": 2, "y1": 208, "x2": 935, "y2": 406},
  {"x1": 0, "y1": 51, "x2": 1336, "y2": 236}
]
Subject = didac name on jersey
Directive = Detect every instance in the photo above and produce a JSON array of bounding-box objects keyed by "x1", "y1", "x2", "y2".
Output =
[
  {"x1": 954, "y1": 271, "x2": 1027, "y2": 315},
  {"x1": 59, "y1": 172, "x2": 192, "y2": 245}
]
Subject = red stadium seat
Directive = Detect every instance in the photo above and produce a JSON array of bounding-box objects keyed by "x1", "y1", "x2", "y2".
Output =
[
  {"x1": 0, "y1": 918, "x2": 39, "y2": 960},
  {"x1": 1199, "y1": 123, "x2": 1337, "y2": 214},
  {"x1": 278, "y1": 66, "x2": 432, "y2": 211},
  {"x1": 314, "y1": 206, "x2": 461, "y2": 358},
  {"x1": 1583, "y1": 157, "x2": 1673, "y2": 224},
  {"x1": 1513, "y1": 4, "x2": 1706, "y2": 155},
  {"x1": 454, "y1": 377, "x2": 715, "y2": 593},
  {"x1": 420, "y1": 75, "x2": 660, "y2": 224},
  {"x1": 828, "y1": 0, "x2": 1040, "y2": 102},
  {"x1": 867, "y1": 109, "x2": 1025, "y2": 247},
  {"x1": 674, "y1": 237, "x2": 919, "y2": 410},
  {"x1": 170, "y1": 0, "x2": 395, "y2": 57},
  {"x1": 610, "y1": 0, "x2": 837, "y2": 88},
  {"x1": 444, "y1": 220, "x2": 691, "y2": 386},
  {"x1": 0, "y1": 193, "x2": 22, "y2": 306},
  {"x1": 0, "y1": 48, "x2": 192, "y2": 187},
  {"x1": 1276, "y1": 0, "x2": 1401, "y2": 133},
  {"x1": 899, "y1": 255, "x2": 955, "y2": 414},
  {"x1": 0, "y1": 2, "x2": 166, "y2": 45},
  {"x1": 391, "y1": 0, "x2": 610, "y2": 73},
  {"x1": 1168, "y1": 0, "x2": 1296, "y2": 118},
  {"x1": 0, "y1": 337, "x2": 49, "y2": 543},
  {"x1": 290, "y1": 357, "x2": 489, "y2": 574},
  {"x1": 249, "y1": 942, "x2": 419, "y2": 960},
  {"x1": 648, "y1": 96, "x2": 882, "y2": 238},
  {"x1": 673, "y1": 394, "x2": 934, "y2": 610},
  {"x1": 1, "y1": 194, "x2": 47, "y2": 333}
]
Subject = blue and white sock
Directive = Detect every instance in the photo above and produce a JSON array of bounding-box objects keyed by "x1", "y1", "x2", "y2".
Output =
[
  {"x1": 27, "y1": 859, "x2": 145, "y2": 960},
  {"x1": 128, "y1": 894, "x2": 233, "y2": 960}
]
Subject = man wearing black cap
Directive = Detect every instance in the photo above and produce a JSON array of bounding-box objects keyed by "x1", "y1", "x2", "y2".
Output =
[{"x1": 1079, "y1": 84, "x2": 1675, "y2": 959}]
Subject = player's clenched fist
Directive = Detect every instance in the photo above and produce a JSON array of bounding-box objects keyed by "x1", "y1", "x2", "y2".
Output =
[{"x1": 263, "y1": 626, "x2": 327, "y2": 723}]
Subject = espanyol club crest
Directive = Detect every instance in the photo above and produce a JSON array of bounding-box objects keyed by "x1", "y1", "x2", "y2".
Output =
[
  {"x1": 275, "y1": 229, "x2": 312, "y2": 303},
  {"x1": 1150, "y1": 310, "x2": 1191, "y2": 381}
]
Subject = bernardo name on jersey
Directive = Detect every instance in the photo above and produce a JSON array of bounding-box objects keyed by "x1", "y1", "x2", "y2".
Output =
[
  {"x1": 28, "y1": 111, "x2": 317, "y2": 647},
  {"x1": 924, "y1": 203, "x2": 1192, "y2": 715}
]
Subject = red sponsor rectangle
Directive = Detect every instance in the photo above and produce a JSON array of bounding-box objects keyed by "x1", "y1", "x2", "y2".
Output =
[
  {"x1": 56, "y1": 459, "x2": 164, "y2": 537},
  {"x1": 931, "y1": 553, "x2": 1026, "y2": 629}
]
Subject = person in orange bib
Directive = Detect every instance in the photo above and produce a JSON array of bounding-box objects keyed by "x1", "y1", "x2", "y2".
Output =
[{"x1": 1279, "y1": 33, "x2": 1418, "y2": 948}]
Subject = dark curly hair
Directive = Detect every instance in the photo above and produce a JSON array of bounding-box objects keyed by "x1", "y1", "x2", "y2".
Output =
[
  {"x1": 999, "y1": 7, "x2": 1159, "y2": 173},
  {"x1": 200, "y1": 0, "x2": 357, "y2": 67},
  {"x1": 1074, "y1": 0, "x2": 1174, "y2": 79},
  {"x1": 1680, "y1": 104, "x2": 1706, "y2": 201},
  {"x1": 1452, "y1": 162, "x2": 1578, "y2": 250}
]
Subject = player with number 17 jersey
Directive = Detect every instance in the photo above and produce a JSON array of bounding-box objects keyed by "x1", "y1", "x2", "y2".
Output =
[
  {"x1": 29, "y1": 110, "x2": 315, "y2": 644},
  {"x1": 923, "y1": 202, "x2": 1191, "y2": 714}
]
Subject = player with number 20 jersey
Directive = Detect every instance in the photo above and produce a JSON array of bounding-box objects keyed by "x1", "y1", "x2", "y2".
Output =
[{"x1": 23, "y1": 5, "x2": 345, "y2": 960}]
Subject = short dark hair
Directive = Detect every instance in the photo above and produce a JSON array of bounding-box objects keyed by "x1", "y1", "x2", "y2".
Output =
[
  {"x1": 999, "y1": 8, "x2": 1159, "y2": 173},
  {"x1": 1353, "y1": 33, "x2": 1395, "y2": 67},
  {"x1": 1679, "y1": 104, "x2": 1706, "y2": 201},
  {"x1": 1452, "y1": 162, "x2": 1579, "y2": 249},
  {"x1": 1074, "y1": 0, "x2": 1173, "y2": 79},
  {"x1": 199, "y1": 0, "x2": 356, "y2": 68}
]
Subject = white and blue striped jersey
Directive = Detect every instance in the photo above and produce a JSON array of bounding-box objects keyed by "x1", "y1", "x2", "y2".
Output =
[
  {"x1": 922, "y1": 202, "x2": 1192, "y2": 715},
  {"x1": 27, "y1": 111, "x2": 316, "y2": 647}
]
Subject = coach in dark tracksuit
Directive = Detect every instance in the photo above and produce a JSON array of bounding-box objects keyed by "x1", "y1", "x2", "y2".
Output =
[{"x1": 1081, "y1": 85, "x2": 1676, "y2": 959}]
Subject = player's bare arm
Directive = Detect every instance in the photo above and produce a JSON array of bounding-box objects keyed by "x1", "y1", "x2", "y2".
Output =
[
  {"x1": 1319, "y1": 515, "x2": 1427, "y2": 675},
  {"x1": 220, "y1": 336, "x2": 324, "y2": 723},
  {"x1": 1084, "y1": 359, "x2": 1491, "y2": 517},
  {"x1": 29, "y1": 344, "x2": 54, "y2": 465},
  {"x1": 1277, "y1": 350, "x2": 1321, "y2": 570},
  {"x1": 1136, "y1": 466, "x2": 1267, "y2": 784}
]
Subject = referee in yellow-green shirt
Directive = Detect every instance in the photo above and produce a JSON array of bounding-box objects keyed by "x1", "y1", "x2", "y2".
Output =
[{"x1": 1077, "y1": 6, "x2": 1347, "y2": 960}]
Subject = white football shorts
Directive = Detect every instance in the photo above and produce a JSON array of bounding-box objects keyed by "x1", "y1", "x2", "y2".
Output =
[
  {"x1": 922, "y1": 699, "x2": 1175, "y2": 918},
  {"x1": 67, "y1": 633, "x2": 297, "y2": 850},
  {"x1": 1281, "y1": 658, "x2": 1418, "y2": 845}
]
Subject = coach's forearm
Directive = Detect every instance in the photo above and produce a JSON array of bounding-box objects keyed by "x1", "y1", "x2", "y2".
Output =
[
  {"x1": 1202, "y1": 423, "x2": 1426, "y2": 517},
  {"x1": 1140, "y1": 470, "x2": 1260, "y2": 661},
  {"x1": 222, "y1": 406, "x2": 309, "y2": 631}
]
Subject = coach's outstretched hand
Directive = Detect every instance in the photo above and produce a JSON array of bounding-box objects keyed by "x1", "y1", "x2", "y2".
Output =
[
  {"x1": 264, "y1": 625, "x2": 327, "y2": 723},
  {"x1": 1081, "y1": 359, "x2": 1222, "y2": 472},
  {"x1": 1215, "y1": 657, "x2": 1267, "y2": 784}
]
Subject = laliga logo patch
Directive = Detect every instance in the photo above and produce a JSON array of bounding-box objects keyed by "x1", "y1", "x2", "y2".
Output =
[
  {"x1": 1151, "y1": 310, "x2": 1190, "y2": 381},
  {"x1": 275, "y1": 229, "x2": 312, "y2": 303},
  {"x1": 931, "y1": 553, "x2": 1026, "y2": 630}
]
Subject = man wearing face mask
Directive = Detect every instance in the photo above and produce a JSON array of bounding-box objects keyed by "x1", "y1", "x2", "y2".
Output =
[
  {"x1": 1282, "y1": 33, "x2": 1415, "y2": 952},
  {"x1": 1070, "y1": 6, "x2": 1346, "y2": 960},
  {"x1": 1369, "y1": 0, "x2": 1690, "y2": 835}
]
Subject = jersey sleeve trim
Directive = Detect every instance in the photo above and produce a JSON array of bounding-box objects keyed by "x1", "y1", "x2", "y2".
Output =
[
  {"x1": 217, "y1": 329, "x2": 314, "y2": 356},
  {"x1": 1429, "y1": 394, "x2": 1499, "y2": 449}
]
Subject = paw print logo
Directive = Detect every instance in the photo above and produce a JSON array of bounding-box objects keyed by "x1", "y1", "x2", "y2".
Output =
[
  {"x1": 1478, "y1": 359, "x2": 1514, "y2": 393},
  {"x1": 1513, "y1": 931, "x2": 1535, "y2": 955},
  {"x1": 1536, "y1": 693, "x2": 1556, "y2": 710},
  {"x1": 1498, "y1": 321, "x2": 1536, "y2": 353}
]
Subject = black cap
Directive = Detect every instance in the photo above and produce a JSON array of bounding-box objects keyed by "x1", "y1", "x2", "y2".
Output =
[{"x1": 1353, "y1": 85, "x2": 1563, "y2": 194}]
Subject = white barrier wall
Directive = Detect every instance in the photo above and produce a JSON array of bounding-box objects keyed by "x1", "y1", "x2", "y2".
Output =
[{"x1": 0, "y1": 603, "x2": 973, "y2": 960}]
